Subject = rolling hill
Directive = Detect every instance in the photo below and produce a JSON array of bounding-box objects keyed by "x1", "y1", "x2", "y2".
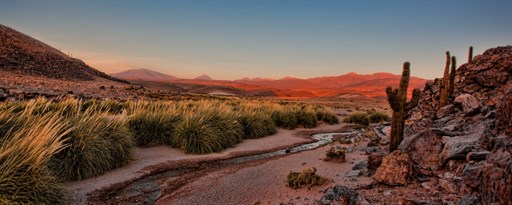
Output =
[
  {"x1": 0, "y1": 24, "x2": 126, "y2": 83},
  {"x1": 110, "y1": 68, "x2": 179, "y2": 81}
]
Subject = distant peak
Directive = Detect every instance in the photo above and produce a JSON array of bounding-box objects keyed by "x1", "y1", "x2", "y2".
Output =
[
  {"x1": 345, "y1": 72, "x2": 359, "y2": 75},
  {"x1": 195, "y1": 74, "x2": 213, "y2": 81}
]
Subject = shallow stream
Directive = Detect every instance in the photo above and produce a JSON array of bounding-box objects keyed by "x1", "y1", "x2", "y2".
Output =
[{"x1": 94, "y1": 132, "x2": 353, "y2": 204}]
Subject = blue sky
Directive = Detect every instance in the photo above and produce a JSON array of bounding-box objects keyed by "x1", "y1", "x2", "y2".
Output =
[{"x1": 1, "y1": 0, "x2": 511, "y2": 80}]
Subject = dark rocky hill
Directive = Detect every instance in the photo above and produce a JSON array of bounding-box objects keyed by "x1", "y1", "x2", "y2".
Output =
[
  {"x1": 403, "y1": 46, "x2": 511, "y2": 204},
  {"x1": 0, "y1": 24, "x2": 126, "y2": 83}
]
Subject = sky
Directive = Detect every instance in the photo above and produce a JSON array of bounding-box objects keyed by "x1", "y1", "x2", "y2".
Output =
[{"x1": 1, "y1": 0, "x2": 511, "y2": 80}]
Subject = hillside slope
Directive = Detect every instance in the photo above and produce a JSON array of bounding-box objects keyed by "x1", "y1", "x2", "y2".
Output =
[{"x1": 0, "y1": 24, "x2": 125, "y2": 83}]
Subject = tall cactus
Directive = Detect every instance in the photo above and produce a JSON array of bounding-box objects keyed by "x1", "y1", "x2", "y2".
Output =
[
  {"x1": 439, "y1": 51, "x2": 451, "y2": 107},
  {"x1": 468, "y1": 46, "x2": 473, "y2": 64},
  {"x1": 386, "y1": 62, "x2": 421, "y2": 152},
  {"x1": 448, "y1": 56, "x2": 457, "y2": 98}
]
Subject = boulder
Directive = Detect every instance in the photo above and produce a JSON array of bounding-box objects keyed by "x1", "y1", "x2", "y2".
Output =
[
  {"x1": 317, "y1": 185, "x2": 370, "y2": 205},
  {"x1": 374, "y1": 150, "x2": 412, "y2": 186},
  {"x1": 400, "y1": 129, "x2": 443, "y2": 170},
  {"x1": 454, "y1": 94, "x2": 481, "y2": 115},
  {"x1": 481, "y1": 137, "x2": 512, "y2": 204},
  {"x1": 440, "y1": 134, "x2": 479, "y2": 163}
]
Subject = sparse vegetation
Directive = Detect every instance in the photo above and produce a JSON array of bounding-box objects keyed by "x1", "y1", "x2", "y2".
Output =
[
  {"x1": 286, "y1": 167, "x2": 327, "y2": 189},
  {"x1": 343, "y1": 111, "x2": 389, "y2": 125},
  {"x1": 0, "y1": 96, "x2": 339, "y2": 202},
  {"x1": 323, "y1": 146, "x2": 346, "y2": 162},
  {"x1": 343, "y1": 112, "x2": 370, "y2": 125}
]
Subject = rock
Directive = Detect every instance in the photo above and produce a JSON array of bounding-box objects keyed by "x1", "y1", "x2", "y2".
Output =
[
  {"x1": 481, "y1": 137, "x2": 512, "y2": 204},
  {"x1": 438, "y1": 179, "x2": 458, "y2": 194},
  {"x1": 456, "y1": 195, "x2": 481, "y2": 205},
  {"x1": 436, "y1": 104, "x2": 455, "y2": 119},
  {"x1": 495, "y1": 88, "x2": 512, "y2": 136},
  {"x1": 421, "y1": 181, "x2": 435, "y2": 190},
  {"x1": 345, "y1": 170, "x2": 361, "y2": 178},
  {"x1": 466, "y1": 151, "x2": 491, "y2": 162},
  {"x1": 400, "y1": 129, "x2": 443, "y2": 170},
  {"x1": 383, "y1": 189, "x2": 394, "y2": 196},
  {"x1": 462, "y1": 162, "x2": 484, "y2": 189},
  {"x1": 317, "y1": 185, "x2": 370, "y2": 205},
  {"x1": 373, "y1": 150, "x2": 412, "y2": 186},
  {"x1": 440, "y1": 135, "x2": 479, "y2": 163},
  {"x1": 454, "y1": 94, "x2": 481, "y2": 115},
  {"x1": 353, "y1": 160, "x2": 368, "y2": 170},
  {"x1": 367, "y1": 152, "x2": 385, "y2": 172}
]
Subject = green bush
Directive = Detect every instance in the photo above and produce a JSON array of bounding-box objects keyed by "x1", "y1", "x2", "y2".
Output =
[
  {"x1": 172, "y1": 111, "x2": 243, "y2": 154},
  {"x1": 343, "y1": 112, "x2": 370, "y2": 125},
  {"x1": 50, "y1": 113, "x2": 135, "y2": 181},
  {"x1": 287, "y1": 167, "x2": 327, "y2": 189},
  {"x1": 128, "y1": 110, "x2": 180, "y2": 146},
  {"x1": 315, "y1": 109, "x2": 339, "y2": 124},
  {"x1": 296, "y1": 110, "x2": 318, "y2": 128},
  {"x1": 239, "y1": 112, "x2": 277, "y2": 139},
  {"x1": 368, "y1": 111, "x2": 390, "y2": 123},
  {"x1": 272, "y1": 110, "x2": 299, "y2": 129}
]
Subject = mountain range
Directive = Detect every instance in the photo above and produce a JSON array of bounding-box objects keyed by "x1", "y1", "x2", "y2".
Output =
[
  {"x1": 112, "y1": 68, "x2": 427, "y2": 98},
  {"x1": 1, "y1": 24, "x2": 427, "y2": 99}
]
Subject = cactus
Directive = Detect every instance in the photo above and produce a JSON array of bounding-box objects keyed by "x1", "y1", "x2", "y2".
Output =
[
  {"x1": 448, "y1": 56, "x2": 456, "y2": 98},
  {"x1": 386, "y1": 62, "x2": 421, "y2": 152},
  {"x1": 468, "y1": 46, "x2": 473, "y2": 63},
  {"x1": 439, "y1": 51, "x2": 451, "y2": 107}
]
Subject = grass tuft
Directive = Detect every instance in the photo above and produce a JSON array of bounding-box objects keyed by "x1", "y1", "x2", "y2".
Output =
[
  {"x1": 50, "y1": 111, "x2": 135, "y2": 181},
  {"x1": 287, "y1": 167, "x2": 327, "y2": 189},
  {"x1": 0, "y1": 114, "x2": 70, "y2": 204}
]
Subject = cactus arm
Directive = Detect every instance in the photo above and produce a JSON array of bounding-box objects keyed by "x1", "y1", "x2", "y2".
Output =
[
  {"x1": 386, "y1": 87, "x2": 400, "y2": 111},
  {"x1": 406, "y1": 88, "x2": 421, "y2": 111}
]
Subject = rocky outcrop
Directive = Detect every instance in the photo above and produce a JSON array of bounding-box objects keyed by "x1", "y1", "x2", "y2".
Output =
[
  {"x1": 481, "y1": 137, "x2": 512, "y2": 205},
  {"x1": 373, "y1": 150, "x2": 412, "y2": 186},
  {"x1": 400, "y1": 129, "x2": 443, "y2": 171},
  {"x1": 403, "y1": 46, "x2": 512, "y2": 204}
]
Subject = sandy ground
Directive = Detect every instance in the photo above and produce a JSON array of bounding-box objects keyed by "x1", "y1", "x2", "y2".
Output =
[
  {"x1": 65, "y1": 122, "x2": 350, "y2": 204},
  {"x1": 156, "y1": 139, "x2": 372, "y2": 205}
]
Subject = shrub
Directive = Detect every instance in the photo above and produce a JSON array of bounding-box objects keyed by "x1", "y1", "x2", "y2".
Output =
[
  {"x1": 239, "y1": 111, "x2": 277, "y2": 139},
  {"x1": 315, "y1": 109, "x2": 339, "y2": 124},
  {"x1": 172, "y1": 111, "x2": 242, "y2": 154},
  {"x1": 343, "y1": 112, "x2": 370, "y2": 125},
  {"x1": 323, "y1": 146, "x2": 346, "y2": 162},
  {"x1": 128, "y1": 110, "x2": 180, "y2": 146},
  {"x1": 296, "y1": 110, "x2": 318, "y2": 128},
  {"x1": 50, "y1": 112, "x2": 135, "y2": 181},
  {"x1": 0, "y1": 115, "x2": 70, "y2": 204},
  {"x1": 287, "y1": 167, "x2": 327, "y2": 189},
  {"x1": 272, "y1": 110, "x2": 299, "y2": 129},
  {"x1": 368, "y1": 111, "x2": 390, "y2": 123}
]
